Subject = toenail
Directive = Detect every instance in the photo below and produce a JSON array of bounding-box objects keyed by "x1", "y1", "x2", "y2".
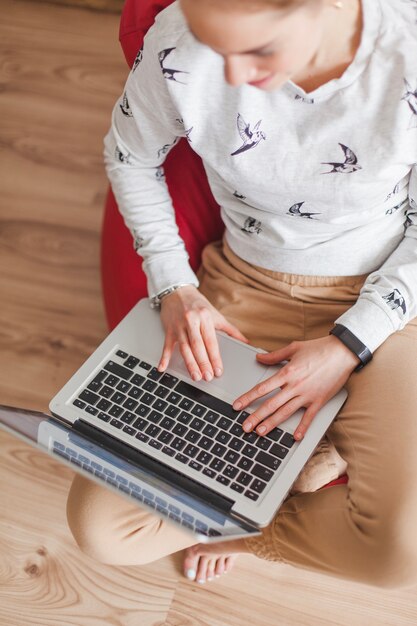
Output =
[
  {"x1": 207, "y1": 576, "x2": 214, "y2": 581},
  {"x1": 186, "y1": 568, "x2": 196, "y2": 580},
  {"x1": 197, "y1": 579, "x2": 205, "y2": 584}
]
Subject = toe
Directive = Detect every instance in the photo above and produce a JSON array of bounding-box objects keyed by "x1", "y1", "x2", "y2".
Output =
[
  {"x1": 183, "y1": 545, "x2": 199, "y2": 580},
  {"x1": 214, "y1": 555, "x2": 226, "y2": 577},
  {"x1": 206, "y1": 558, "x2": 216, "y2": 581},
  {"x1": 196, "y1": 555, "x2": 209, "y2": 584}
]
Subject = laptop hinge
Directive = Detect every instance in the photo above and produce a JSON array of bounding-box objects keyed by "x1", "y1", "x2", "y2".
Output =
[{"x1": 72, "y1": 419, "x2": 235, "y2": 516}]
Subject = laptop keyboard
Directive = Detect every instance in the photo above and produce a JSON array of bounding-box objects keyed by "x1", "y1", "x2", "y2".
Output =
[{"x1": 71, "y1": 349, "x2": 296, "y2": 502}]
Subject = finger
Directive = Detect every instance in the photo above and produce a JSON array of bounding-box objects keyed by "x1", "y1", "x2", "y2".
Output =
[
  {"x1": 178, "y1": 334, "x2": 203, "y2": 381},
  {"x1": 293, "y1": 402, "x2": 321, "y2": 441},
  {"x1": 251, "y1": 396, "x2": 306, "y2": 437},
  {"x1": 185, "y1": 322, "x2": 214, "y2": 381},
  {"x1": 158, "y1": 334, "x2": 175, "y2": 371},
  {"x1": 219, "y1": 319, "x2": 250, "y2": 344},
  {"x1": 200, "y1": 319, "x2": 224, "y2": 377},
  {"x1": 240, "y1": 386, "x2": 295, "y2": 432},
  {"x1": 256, "y1": 343, "x2": 298, "y2": 363},
  {"x1": 233, "y1": 370, "x2": 287, "y2": 412}
]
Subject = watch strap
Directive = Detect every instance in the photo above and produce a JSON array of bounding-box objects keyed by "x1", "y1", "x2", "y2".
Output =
[{"x1": 329, "y1": 324, "x2": 373, "y2": 372}]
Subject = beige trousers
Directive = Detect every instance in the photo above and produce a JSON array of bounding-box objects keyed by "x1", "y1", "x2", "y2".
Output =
[{"x1": 67, "y1": 238, "x2": 417, "y2": 589}]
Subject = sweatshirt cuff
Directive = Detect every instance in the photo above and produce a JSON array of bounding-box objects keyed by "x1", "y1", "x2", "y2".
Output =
[
  {"x1": 333, "y1": 297, "x2": 397, "y2": 353},
  {"x1": 142, "y1": 252, "x2": 199, "y2": 298}
]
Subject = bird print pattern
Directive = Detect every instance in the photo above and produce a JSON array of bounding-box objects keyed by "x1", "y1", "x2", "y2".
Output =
[
  {"x1": 233, "y1": 190, "x2": 246, "y2": 200},
  {"x1": 385, "y1": 198, "x2": 408, "y2": 215},
  {"x1": 120, "y1": 92, "x2": 133, "y2": 117},
  {"x1": 133, "y1": 232, "x2": 144, "y2": 251},
  {"x1": 294, "y1": 94, "x2": 315, "y2": 104},
  {"x1": 322, "y1": 143, "x2": 362, "y2": 174},
  {"x1": 155, "y1": 166, "x2": 165, "y2": 182},
  {"x1": 115, "y1": 146, "x2": 132, "y2": 165},
  {"x1": 287, "y1": 202, "x2": 322, "y2": 219},
  {"x1": 385, "y1": 180, "x2": 401, "y2": 201},
  {"x1": 402, "y1": 78, "x2": 417, "y2": 129},
  {"x1": 241, "y1": 217, "x2": 262, "y2": 234},
  {"x1": 158, "y1": 48, "x2": 189, "y2": 83},
  {"x1": 132, "y1": 46, "x2": 143, "y2": 72},
  {"x1": 382, "y1": 289, "x2": 407, "y2": 315},
  {"x1": 231, "y1": 114, "x2": 266, "y2": 156},
  {"x1": 157, "y1": 137, "x2": 180, "y2": 159}
]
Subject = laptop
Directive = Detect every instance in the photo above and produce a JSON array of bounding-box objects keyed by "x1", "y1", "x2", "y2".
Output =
[{"x1": 1, "y1": 297, "x2": 348, "y2": 543}]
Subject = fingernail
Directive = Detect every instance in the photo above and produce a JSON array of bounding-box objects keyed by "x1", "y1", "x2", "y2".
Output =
[
  {"x1": 243, "y1": 421, "x2": 252, "y2": 432},
  {"x1": 204, "y1": 371, "x2": 212, "y2": 381},
  {"x1": 197, "y1": 579, "x2": 205, "y2": 584},
  {"x1": 257, "y1": 426, "x2": 266, "y2": 434},
  {"x1": 192, "y1": 371, "x2": 201, "y2": 381},
  {"x1": 186, "y1": 568, "x2": 196, "y2": 580},
  {"x1": 234, "y1": 401, "x2": 242, "y2": 410},
  {"x1": 214, "y1": 368, "x2": 222, "y2": 377}
]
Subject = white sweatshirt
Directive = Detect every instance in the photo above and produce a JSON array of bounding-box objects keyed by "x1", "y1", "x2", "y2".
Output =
[{"x1": 103, "y1": 0, "x2": 417, "y2": 353}]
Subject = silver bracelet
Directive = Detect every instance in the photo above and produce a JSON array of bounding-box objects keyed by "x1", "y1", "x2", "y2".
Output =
[{"x1": 149, "y1": 283, "x2": 195, "y2": 309}]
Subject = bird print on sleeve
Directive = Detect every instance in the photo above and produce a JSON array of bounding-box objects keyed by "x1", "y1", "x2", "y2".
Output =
[
  {"x1": 231, "y1": 114, "x2": 266, "y2": 156},
  {"x1": 158, "y1": 48, "x2": 189, "y2": 84},
  {"x1": 385, "y1": 180, "x2": 401, "y2": 201},
  {"x1": 241, "y1": 217, "x2": 262, "y2": 234},
  {"x1": 120, "y1": 92, "x2": 133, "y2": 117},
  {"x1": 132, "y1": 46, "x2": 143, "y2": 72},
  {"x1": 382, "y1": 289, "x2": 407, "y2": 315},
  {"x1": 115, "y1": 146, "x2": 132, "y2": 165},
  {"x1": 294, "y1": 94, "x2": 315, "y2": 104},
  {"x1": 233, "y1": 190, "x2": 247, "y2": 200},
  {"x1": 287, "y1": 202, "x2": 321, "y2": 219},
  {"x1": 157, "y1": 137, "x2": 180, "y2": 159},
  {"x1": 401, "y1": 78, "x2": 417, "y2": 129},
  {"x1": 321, "y1": 143, "x2": 362, "y2": 173},
  {"x1": 385, "y1": 198, "x2": 408, "y2": 215}
]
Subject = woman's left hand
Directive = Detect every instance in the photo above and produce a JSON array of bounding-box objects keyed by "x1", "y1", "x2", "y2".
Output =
[{"x1": 233, "y1": 335, "x2": 361, "y2": 441}]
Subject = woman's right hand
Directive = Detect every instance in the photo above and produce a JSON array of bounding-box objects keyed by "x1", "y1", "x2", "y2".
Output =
[{"x1": 158, "y1": 285, "x2": 249, "y2": 382}]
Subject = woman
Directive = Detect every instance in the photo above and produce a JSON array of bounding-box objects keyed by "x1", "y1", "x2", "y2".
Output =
[{"x1": 67, "y1": 0, "x2": 417, "y2": 589}]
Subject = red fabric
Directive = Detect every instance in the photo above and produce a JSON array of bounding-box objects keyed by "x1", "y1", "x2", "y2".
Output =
[
  {"x1": 101, "y1": 0, "x2": 222, "y2": 330},
  {"x1": 101, "y1": 0, "x2": 349, "y2": 489}
]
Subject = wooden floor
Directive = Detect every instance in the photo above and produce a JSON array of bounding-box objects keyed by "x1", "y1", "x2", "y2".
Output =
[{"x1": 0, "y1": 1, "x2": 416, "y2": 624}]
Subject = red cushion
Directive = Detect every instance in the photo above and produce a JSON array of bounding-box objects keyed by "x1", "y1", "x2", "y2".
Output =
[{"x1": 101, "y1": 0, "x2": 223, "y2": 330}]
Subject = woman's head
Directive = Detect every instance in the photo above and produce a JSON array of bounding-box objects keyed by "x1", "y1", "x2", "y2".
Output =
[{"x1": 179, "y1": 0, "x2": 343, "y2": 91}]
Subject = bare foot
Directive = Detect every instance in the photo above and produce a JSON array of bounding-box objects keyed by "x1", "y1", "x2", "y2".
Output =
[{"x1": 183, "y1": 537, "x2": 249, "y2": 584}]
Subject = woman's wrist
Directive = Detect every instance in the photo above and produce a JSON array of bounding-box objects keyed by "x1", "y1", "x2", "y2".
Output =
[{"x1": 327, "y1": 334, "x2": 362, "y2": 371}]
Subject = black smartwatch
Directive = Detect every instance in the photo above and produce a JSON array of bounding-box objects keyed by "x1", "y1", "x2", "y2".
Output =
[{"x1": 329, "y1": 324, "x2": 373, "y2": 372}]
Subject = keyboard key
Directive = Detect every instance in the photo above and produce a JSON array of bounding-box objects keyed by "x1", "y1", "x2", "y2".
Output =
[
  {"x1": 179, "y1": 398, "x2": 194, "y2": 411},
  {"x1": 131, "y1": 373, "x2": 145, "y2": 386},
  {"x1": 211, "y1": 443, "x2": 226, "y2": 457},
  {"x1": 196, "y1": 451, "x2": 213, "y2": 465},
  {"x1": 104, "y1": 361, "x2": 134, "y2": 380},
  {"x1": 73, "y1": 399, "x2": 86, "y2": 409},
  {"x1": 223, "y1": 465, "x2": 239, "y2": 479},
  {"x1": 79, "y1": 389, "x2": 100, "y2": 405},
  {"x1": 135, "y1": 432, "x2": 149, "y2": 443},
  {"x1": 203, "y1": 467, "x2": 216, "y2": 479},
  {"x1": 175, "y1": 381, "x2": 240, "y2": 419},
  {"x1": 90, "y1": 369, "x2": 108, "y2": 384},
  {"x1": 217, "y1": 417, "x2": 233, "y2": 430},
  {"x1": 203, "y1": 424, "x2": 218, "y2": 437},
  {"x1": 108, "y1": 405, "x2": 123, "y2": 418},
  {"x1": 123, "y1": 426, "x2": 136, "y2": 436},
  {"x1": 256, "y1": 437, "x2": 272, "y2": 451},
  {"x1": 158, "y1": 430, "x2": 174, "y2": 444},
  {"x1": 175, "y1": 453, "x2": 188, "y2": 464},
  {"x1": 110, "y1": 418, "x2": 123, "y2": 429},
  {"x1": 204, "y1": 411, "x2": 219, "y2": 424},
  {"x1": 104, "y1": 374, "x2": 119, "y2": 387},
  {"x1": 132, "y1": 417, "x2": 148, "y2": 431},
  {"x1": 111, "y1": 392, "x2": 126, "y2": 405},
  {"x1": 160, "y1": 373, "x2": 178, "y2": 388},
  {"x1": 189, "y1": 460, "x2": 203, "y2": 472},
  {"x1": 216, "y1": 475, "x2": 230, "y2": 486},
  {"x1": 229, "y1": 437, "x2": 244, "y2": 452},
  {"x1": 230, "y1": 482, "x2": 244, "y2": 493},
  {"x1": 159, "y1": 416, "x2": 175, "y2": 430},
  {"x1": 230, "y1": 423, "x2": 244, "y2": 437},
  {"x1": 166, "y1": 391, "x2": 181, "y2": 404},
  {"x1": 190, "y1": 417, "x2": 205, "y2": 431},
  {"x1": 242, "y1": 431, "x2": 258, "y2": 444},
  {"x1": 256, "y1": 450, "x2": 282, "y2": 470},
  {"x1": 266, "y1": 427, "x2": 284, "y2": 442},
  {"x1": 87, "y1": 381, "x2": 102, "y2": 392},
  {"x1": 139, "y1": 360, "x2": 151, "y2": 370},
  {"x1": 172, "y1": 423, "x2": 187, "y2": 436},
  {"x1": 224, "y1": 450, "x2": 240, "y2": 464},
  {"x1": 154, "y1": 385, "x2": 169, "y2": 399},
  {"x1": 124, "y1": 356, "x2": 140, "y2": 369},
  {"x1": 178, "y1": 412, "x2": 193, "y2": 426},
  {"x1": 191, "y1": 404, "x2": 206, "y2": 417},
  {"x1": 237, "y1": 471, "x2": 252, "y2": 486},
  {"x1": 269, "y1": 444, "x2": 290, "y2": 460},
  {"x1": 116, "y1": 380, "x2": 131, "y2": 393},
  {"x1": 97, "y1": 398, "x2": 111, "y2": 412},
  {"x1": 237, "y1": 411, "x2": 251, "y2": 424},
  {"x1": 148, "y1": 410, "x2": 163, "y2": 424},
  {"x1": 237, "y1": 457, "x2": 253, "y2": 472},
  {"x1": 215, "y1": 431, "x2": 231, "y2": 445},
  {"x1": 252, "y1": 463, "x2": 274, "y2": 482},
  {"x1": 143, "y1": 379, "x2": 157, "y2": 392},
  {"x1": 185, "y1": 430, "x2": 200, "y2": 444},
  {"x1": 123, "y1": 398, "x2": 138, "y2": 411},
  {"x1": 97, "y1": 411, "x2": 110, "y2": 422},
  {"x1": 149, "y1": 439, "x2": 162, "y2": 450},
  {"x1": 210, "y1": 458, "x2": 225, "y2": 472},
  {"x1": 250, "y1": 478, "x2": 267, "y2": 494},
  {"x1": 135, "y1": 403, "x2": 150, "y2": 417},
  {"x1": 198, "y1": 436, "x2": 214, "y2": 450},
  {"x1": 116, "y1": 349, "x2": 128, "y2": 359},
  {"x1": 147, "y1": 367, "x2": 163, "y2": 381},
  {"x1": 171, "y1": 437, "x2": 186, "y2": 451},
  {"x1": 165, "y1": 405, "x2": 180, "y2": 418},
  {"x1": 85, "y1": 405, "x2": 98, "y2": 416},
  {"x1": 153, "y1": 399, "x2": 168, "y2": 412},
  {"x1": 280, "y1": 432, "x2": 296, "y2": 448},
  {"x1": 99, "y1": 385, "x2": 114, "y2": 398},
  {"x1": 242, "y1": 444, "x2": 258, "y2": 459},
  {"x1": 120, "y1": 411, "x2": 136, "y2": 425},
  {"x1": 184, "y1": 444, "x2": 199, "y2": 458},
  {"x1": 162, "y1": 446, "x2": 175, "y2": 457},
  {"x1": 128, "y1": 386, "x2": 143, "y2": 400},
  {"x1": 141, "y1": 392, "x2": 155, "y2": 406},
  {"x1": 244, "y1": 490, "x2": 259, "y2": 501}
]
